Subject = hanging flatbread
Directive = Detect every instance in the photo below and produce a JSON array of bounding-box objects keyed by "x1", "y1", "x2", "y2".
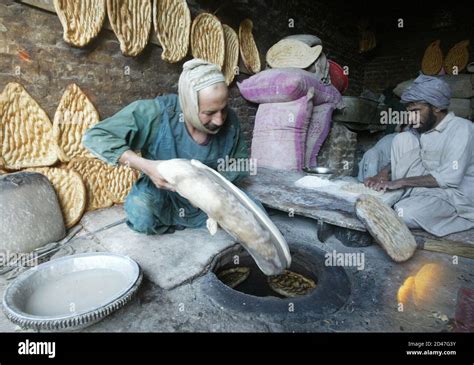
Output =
[
  {"x1": 67, "y1": 158, "x2": 113, "y2": 211},
  {"x1": 266, "y1": 39, "x2": 322, "y2": 69},
  {"x1": 53, "y1": 84, "x2": 100, "y2": 163},
  {"x1": 106, "y1": 164, "x2": 140, "y2": 203},
  {"x1": 444, "y1": 40, "x2": 470, "y2": 75},
  {"x1": 355, "y1": 194, "x2": 417, "y2": 262},
  {"x1": 0, "y1": 82, "x2": 57, "y2": 169},
  {"x1": 27, "y1": 167, "x2": 86, "y2": 228},
  {"x1": 421, "y1": 40, "x2": 443, "y2": 75},
  {"x1": 54, "y1": 0, "x2": 106, "y2": 47},
  {"x1": 191, "y1": 13, "x2": 225, "y2": 68},
  {"x1": 153, "y1": 0, "x2": 191, "y2": 63},
  {"x1": 239, "y1": 19, "x2": 261, "y2": 74},
  {"x1": 222, "y1": 24, "x2": 239, "y2": 85},
  {"x1": 107, "y1": 0, "x2": 152, "y2": 57}
]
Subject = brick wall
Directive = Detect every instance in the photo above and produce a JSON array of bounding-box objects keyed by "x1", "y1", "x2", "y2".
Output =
[{"x1": 363, "y1": 7, "x2": 474, "y2": 93}]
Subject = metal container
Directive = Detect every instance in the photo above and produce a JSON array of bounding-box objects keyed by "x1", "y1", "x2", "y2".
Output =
[
  {"x1": 2, "y1": 253, "x2": 142, "y2": 331},
  {"x1": 333, "y1": 96, "x2": 380, "y2": 124}
]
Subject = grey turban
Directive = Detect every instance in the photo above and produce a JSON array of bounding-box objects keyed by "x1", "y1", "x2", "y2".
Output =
[{"x1": 401, "y1": 74, "x2": 452, "y2": 109}]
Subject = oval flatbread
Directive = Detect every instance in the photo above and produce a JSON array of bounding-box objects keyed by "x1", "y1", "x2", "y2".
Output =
[
  {"x1": 191, "y1": 13, "x2": 225, "y2": 68},
  {"x1": 106, "y1": 164, "x2": 140, "y2": 204},
  {"x1": 0, "y1": 82, "x2": 57, "y2": 169},
  {"x1": 107, "y1": 0, "x2": 152, "y2": 57},
  {"x1": 222, "y1": 24, "x2": 239, "y2": 85},
  {"x1": 268, "y1": 270, "x2": 316, "y2": 298},
  {"x1": 27, "y1": 167, "x2": 86, "y2": 228},
  {"x1": 54, "y1": 0, "x2": 106, "y2": 47},
  {"x1": 266, "y1": 39, "x2": 322, "y2": 69},
  {"x1": 67, "y1": 158, "x2": 113, "y2": 211},
  {"x1": 355, "y1": 194, "x2": 417, "y2": 262},
  {"x1": 421, "y1": 40, "x2": 443, "y2": 76},
  {"x1": 444, "y1": 40, "x2": 470, "y2": 75},
  {"x1": 153, "y1": 0, "x2": 191, "y2": 63},
  {"x1": 53, "y1": 84, "x2": 100, "y2": 163},
  {"x1": 239, "y1": 19, "x2": 261, "y2": 74}
]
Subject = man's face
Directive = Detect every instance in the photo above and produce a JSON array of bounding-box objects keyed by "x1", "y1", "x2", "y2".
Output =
[
  {"x1": 406, "y1": 102, "x2": 437, "y2": 133},
  {"x1": 198, "y1": 82, "x2": 229, "y2": 133}
]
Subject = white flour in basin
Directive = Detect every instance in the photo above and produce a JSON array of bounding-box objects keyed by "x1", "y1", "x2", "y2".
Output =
[{"x1": 25, "y1": 269, "x2": 129, "y2": 317}]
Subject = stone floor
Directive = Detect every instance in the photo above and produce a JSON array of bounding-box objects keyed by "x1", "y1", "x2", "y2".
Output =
[{"x1": 0, "y1": 205, "x2": 472, "y2": 332}]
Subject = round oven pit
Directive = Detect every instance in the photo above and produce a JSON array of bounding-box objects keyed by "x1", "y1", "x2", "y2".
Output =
[{"x1": 203, "y1": 241, "x2": 351, "y2": 322}]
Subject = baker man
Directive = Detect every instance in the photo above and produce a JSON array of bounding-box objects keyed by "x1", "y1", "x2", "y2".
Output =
[
  {"x1": 83, "y1": 59, "x2": 257, "y2": 235},
  {"x1": 365, "y1": 75, "x2": 474, "y2": 237}
]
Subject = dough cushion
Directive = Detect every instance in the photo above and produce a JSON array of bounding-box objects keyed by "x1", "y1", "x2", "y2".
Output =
[{"x1": 157, "y1": 159, "x2": 289, "y2": 275}]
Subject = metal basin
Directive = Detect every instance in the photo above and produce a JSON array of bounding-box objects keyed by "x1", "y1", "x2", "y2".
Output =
[{"x1": 2, "y1": 253, "x2": 142, "y2": 331}]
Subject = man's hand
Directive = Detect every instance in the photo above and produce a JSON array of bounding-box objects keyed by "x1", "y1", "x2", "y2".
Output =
[
  {"x1": 142, "y1": 160, "x2": 176, "y2": 192},
  {"x1": 119, "y1": 150, "x2": 175, "y2": 192},
  {"x1": 364, "y1": 169, "x2": 390, "y2": 189},
  {"x1": 372, "y1": 179, "x2": 405, "y2": 192}
]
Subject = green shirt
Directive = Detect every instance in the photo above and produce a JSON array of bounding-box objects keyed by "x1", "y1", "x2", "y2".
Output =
[{"x1": 83, "y1": 94, "x2": 249, "y2": 182}]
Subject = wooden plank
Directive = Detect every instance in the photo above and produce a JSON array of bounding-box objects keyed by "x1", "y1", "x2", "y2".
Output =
[
  {"x1": 238, "y1": 168, "x2": 368, "y2": 231},
  {"x1": 238, "y1": 168, "x2": 474, "y2": 250}
]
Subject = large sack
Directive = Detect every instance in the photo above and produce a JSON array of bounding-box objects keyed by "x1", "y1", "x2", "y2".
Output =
[
  {"x1": 394, "y1": 75, "x2": 474, "y2": 99},
  {"x1": 305, "y1": 103, "x2": 335, "y2": 168},
  {"x1": 251, "y1": 90, "x2": 314, "y2": 171},
  {"x1": 238, "y1": 68, "x2": 342, "y2": 107}
]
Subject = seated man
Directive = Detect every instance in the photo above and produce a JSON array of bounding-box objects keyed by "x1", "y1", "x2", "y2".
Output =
[
  {"x1": 83, "y1": 59, "x2": 256, "y2": 235},
  {"x1": 357, "y1": 132, "x2": 397, "y2": 183},
  {"x1": 365, "y1": 75, "x2": 474, "y2": 237}
]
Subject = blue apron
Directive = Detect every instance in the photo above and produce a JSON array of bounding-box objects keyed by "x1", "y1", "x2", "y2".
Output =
[{"x1": 124, "y1": 95, "x2": 239, "y2": 234}]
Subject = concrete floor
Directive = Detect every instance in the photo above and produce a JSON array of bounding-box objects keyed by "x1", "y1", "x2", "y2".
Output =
[{"x1": 0, "y1": 205, "x2": 472, "y2": 332}]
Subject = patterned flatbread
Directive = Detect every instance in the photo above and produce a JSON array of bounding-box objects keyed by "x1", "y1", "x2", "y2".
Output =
[
  {"x1": 191, "y1": 13, "x2": 225, "y2": 68},
  {"x1": 0, "y1": 82, "x2": 57, "y2": 169},
  {"x1": 67, "y1": 158, "x2": 114, "y2": 211},
  {"x1": 27, "y1": 167, "x2": 86, "y2": 228},
  {"x1": 107, "y1": 0, "x2": 152, "y2": 56},
  {"x1": 222, "y1": 24, "x2": 239, "y2": 85},
  {"x1": 153, "y1": 0, "x2": 191, "y2": 63},
  {"x1": 54, "y1": 0, "x2": 106, "y2": 47},
  {"x1": 53, "y1": 84, "x2": 100, "y2": 162},
  {"x1": 239, "y1": 19, "x2": 261, "y2": 74}
]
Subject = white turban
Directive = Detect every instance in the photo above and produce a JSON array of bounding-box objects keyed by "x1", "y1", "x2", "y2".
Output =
[{"x1": 178, "y1": 59, "x2": 226, "y2": 134}]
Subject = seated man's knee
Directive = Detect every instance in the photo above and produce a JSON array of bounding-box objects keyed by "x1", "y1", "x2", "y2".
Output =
[
  {"x1": 393, "y1": 200, "x2": 420, "y2": 229},
  {"x1": 124, "y1": 194, "x2": 157, "y2": 234}
]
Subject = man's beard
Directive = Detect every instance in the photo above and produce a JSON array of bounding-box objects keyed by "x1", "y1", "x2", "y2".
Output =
[
  {"x1": 416, "y1": 108, "x2": 437, "y2": 133},
  {"x1": 204, "y1": 122, "x2": 221, "y2": 134}
]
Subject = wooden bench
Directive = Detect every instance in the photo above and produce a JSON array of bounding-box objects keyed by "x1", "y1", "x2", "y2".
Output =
[{"x1": 238, "y1": 168, "x2": 474, "y2": 259}]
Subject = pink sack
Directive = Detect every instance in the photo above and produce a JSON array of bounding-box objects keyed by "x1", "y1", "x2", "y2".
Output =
[
  {"x1": 305, "y1": 103, "x2": 335, "y2": 168},
  {"x1": 251, "y1": 90, "x2": 314, "y2": 171},
  {"x1": 238, "y1": 68, "x2": 342, "y2": 107}
]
